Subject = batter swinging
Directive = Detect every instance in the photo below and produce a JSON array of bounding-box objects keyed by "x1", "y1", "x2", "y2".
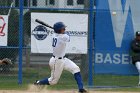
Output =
[{"x1": 34, "y1": 22, "x2": 87, "y2": 93}]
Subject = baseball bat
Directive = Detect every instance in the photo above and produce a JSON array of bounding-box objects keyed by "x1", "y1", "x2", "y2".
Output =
[{"x1": 35, "y1": 19, "x2": 54, "y2": 29}]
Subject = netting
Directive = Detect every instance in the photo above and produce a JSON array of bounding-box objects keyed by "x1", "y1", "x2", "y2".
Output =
[
  {"x1": 0, "y1": 0, "x2": 139, "y2": 90},
  {"x1": 22, "y1": 0, "x2": 89, "y2": 90},
  {"x1": 94, "y1": 0, "x2": 139, "y2": 88},
  {"x1": 0, "y1": 0, "x2": 19, "y2": 88}
]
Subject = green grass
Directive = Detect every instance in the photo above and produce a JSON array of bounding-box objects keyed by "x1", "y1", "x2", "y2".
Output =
[
  {"x1": 0, "y1": 83, "x2": 28, "y2": 90},
  {"x1": 0, "y1": 67, "x2": 140, "y2": 91},
  {"x1": 95, "y1": 88, "x2": 140, "y2": 92},
  {"x1": 94, "y1": 74, "x2": 138, "y2": 86}
]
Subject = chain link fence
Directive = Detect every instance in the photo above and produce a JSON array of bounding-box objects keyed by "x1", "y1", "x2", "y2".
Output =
[
  {"x1": 0, "y1": 0, "x2": 138, "y2": 90},
  {"x1": 22, "y1": 0, "x2": 90, "y2": 89},
  {"x1": 93, "y1": 0, "x2": 139, "y2": 88},
  {"x1": 0, "y1": 0, "x2": 19, "y2": 89},
  {"x1": 0, "y1": 0, "x2": 91, "y2": 89}
]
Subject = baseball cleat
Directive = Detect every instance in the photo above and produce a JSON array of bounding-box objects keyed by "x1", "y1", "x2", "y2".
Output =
[
  {"x1": 79, "y1": 89, "x2": 87, "y2": 93},
  {"x1": 34, "y1": 80, "x2": 41, "y2": 85}
]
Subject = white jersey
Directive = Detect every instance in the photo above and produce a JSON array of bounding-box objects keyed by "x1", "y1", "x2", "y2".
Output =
[{"x1": 52, "y1": 33, "x2": 70, "y2": 57}]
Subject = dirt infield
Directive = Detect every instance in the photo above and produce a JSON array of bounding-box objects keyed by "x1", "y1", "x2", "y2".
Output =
[
  {"x1": 0, "y1": 85, "x2": 139, "y2": 93},
  {"x1": 0, "y1": 90, "x2": 139, "y2": 93}
]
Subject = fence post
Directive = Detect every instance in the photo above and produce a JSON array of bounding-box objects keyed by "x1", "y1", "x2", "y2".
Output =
[
  {"x1": 18, "y1": 0, "x2": 23, "y2": 84},
  {"x1": 88, "y1": 0, "x2": 94, "y2": 87}
]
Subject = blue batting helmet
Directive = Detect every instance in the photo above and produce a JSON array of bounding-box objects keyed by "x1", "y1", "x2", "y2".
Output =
[{"x1": 53, "y1": 22, "x2": 66, "y2": 33}]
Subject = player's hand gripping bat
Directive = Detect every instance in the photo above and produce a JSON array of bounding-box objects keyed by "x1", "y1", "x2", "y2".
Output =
[{"x1": 35, "y1": 19, "x2": 54, "y2": 29}]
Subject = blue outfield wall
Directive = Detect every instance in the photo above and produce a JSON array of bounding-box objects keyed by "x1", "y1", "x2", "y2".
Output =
[{"x1": 94, "y1": 0, "x2": 140, "y2": 75}]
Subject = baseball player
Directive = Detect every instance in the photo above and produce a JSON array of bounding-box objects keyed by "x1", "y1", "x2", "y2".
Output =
[
  {"x1": 34, "y1": 22, "x2": 87, "y2": 93},
  {"x1": 130, "y1": 31, "x2": 140, "y2": 86}
]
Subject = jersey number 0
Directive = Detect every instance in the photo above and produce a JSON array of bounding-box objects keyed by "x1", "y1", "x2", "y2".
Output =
[{"x1": 52, "y1": 38, "x2": 57, "y2": 47}]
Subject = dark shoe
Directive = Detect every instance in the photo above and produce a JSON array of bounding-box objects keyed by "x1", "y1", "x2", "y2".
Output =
[
  {"x1": 79, "y1": 89, "x2": 87, "y2": 93},
  {"x1": 34, "y1": 80, "x2": 41, "y2": 85}
]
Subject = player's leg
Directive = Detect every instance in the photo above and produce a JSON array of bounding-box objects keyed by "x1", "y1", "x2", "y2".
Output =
[
  {"x1": 135, "y1": 62, "x2": 140, "y2": 86},
  {"x1": 35, "y1": 57, "x2": 64, "y2": 85},
  {"x1": 63, "y1": 58, "x2": 87, "y2": 92},
  {"x1": 48, "y1": 58, "x2": 65, "y2": 85}
]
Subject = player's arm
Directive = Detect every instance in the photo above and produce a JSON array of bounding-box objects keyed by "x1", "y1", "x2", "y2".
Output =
[
  {"x1": 131, "y1": 41, "x2": 140, "y2": 52},
  {"x1": 62, "y1": 34, "x2": 70, "y2": 42}
]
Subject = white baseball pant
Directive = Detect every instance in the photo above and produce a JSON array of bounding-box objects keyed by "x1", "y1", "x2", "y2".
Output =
[
  {"x1": 48, "y1": 57, "x2": 80, "y2": 85},
  {"x1": 135, "y1": 62, "x2": 140, "y2": 85}
]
